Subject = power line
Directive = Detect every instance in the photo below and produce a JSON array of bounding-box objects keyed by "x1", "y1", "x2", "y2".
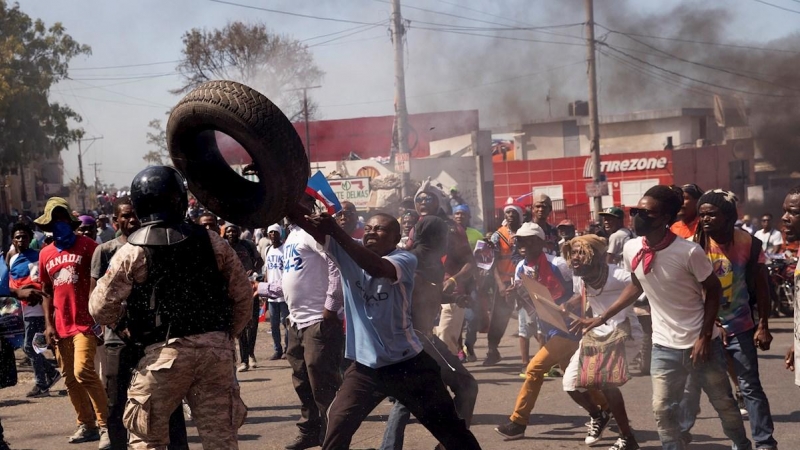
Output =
[
  {"x1": 601, "y1": 43, "x2": 797, "y2": 98},
  {"x1": 209, "y1": 0, "x2": 383, "y2": 25},
  {"x1": 413, "y1": 26, "x2": 586, "y2": 47},
  {"x1": 598, "y1": 48, "x2": 717, "y2": 99},
  {"x1": 66, "y1": 72, "x2": 178, "y2": 81},
  {"x1": 68, "y1": 79, "x2": 173, "y2": 109},
  {"x1": 308, "y1": 23, "x2": 388, "y2": 47},
  {"x1": 595, "y1": 26, "x2": 800, "y2": 55},
  {"x1": 431, "y1": 0, "x2": 533, "y2": 27},
  {"x1": 70, "y1": 60, "x2": 184, "y2": 71},
  {"x1": 53, "y1": 90, "x2": 169, "y2": 109},
  {"x1": 597, "y1": 24, "x2": 800, "y2": 92},
  {"x1": 319, "y1": 60, "x2": 585, "y2": 108},
  {"x1": 752, "y1": 0, "x2": 800, "y2": 14}
]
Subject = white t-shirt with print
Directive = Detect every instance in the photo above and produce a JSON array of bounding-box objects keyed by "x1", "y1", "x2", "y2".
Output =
[
  {"x1": 264, "y1": 244, "x2": 285, "y2": 303},
  {"x1": 623, "y1": 237, "x2": 718, "y2": 349},
  {"x1": 281, "y1": 225, "x2": 331, "y2": 325}
]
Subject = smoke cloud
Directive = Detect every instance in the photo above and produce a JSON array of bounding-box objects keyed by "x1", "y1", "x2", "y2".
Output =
[{"x1": 394, "y1": 0, "x2": 800, "y2": 170}]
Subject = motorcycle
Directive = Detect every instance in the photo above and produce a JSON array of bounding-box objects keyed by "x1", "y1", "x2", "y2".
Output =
[{"x1": 766, "y1": 257, "x2": 796, "y2": 318}]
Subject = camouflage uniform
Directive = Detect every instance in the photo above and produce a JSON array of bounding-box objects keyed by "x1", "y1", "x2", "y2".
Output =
[{"x1": 90, "y1": 230, "x2": 252, "y2": 449}]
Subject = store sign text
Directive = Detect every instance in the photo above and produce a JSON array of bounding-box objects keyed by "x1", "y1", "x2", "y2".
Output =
[{"x1": 583, "y1": 156, "x2": 668, "y2": 178}]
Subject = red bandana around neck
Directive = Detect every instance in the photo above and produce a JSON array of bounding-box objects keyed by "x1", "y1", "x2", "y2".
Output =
[{"x1": 631, "y1": 230, "x2": 678, "y2": 275}]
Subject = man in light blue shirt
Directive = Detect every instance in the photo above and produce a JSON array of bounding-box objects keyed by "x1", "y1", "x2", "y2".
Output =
[{"x1": 291, "y1": 209, "x2": 482, "y2": 450}]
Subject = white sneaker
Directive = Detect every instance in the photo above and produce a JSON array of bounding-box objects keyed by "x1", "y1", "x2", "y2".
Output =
[{"x1": 249, "y1": 356, "x2": 258, "y2": 368}]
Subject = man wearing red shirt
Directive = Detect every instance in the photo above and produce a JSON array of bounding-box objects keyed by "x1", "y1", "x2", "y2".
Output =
[{"x1": 37, "y1": 197, "x2": 109, "y2": 448}]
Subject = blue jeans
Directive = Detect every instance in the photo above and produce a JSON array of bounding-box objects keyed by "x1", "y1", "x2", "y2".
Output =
[
  {"x1": 380, "y1": 334, "x2": 478, "y2": 450},
  {"x1": 268, "y1": 302, "x2": 289, "y2": 353},
  {"x1": 680, "y1": 328, "x2": 777, "y2": 449},
  {"x1": 463, "y1": 291, "x2": 480, "y2": 351},
  {"x1": 651, "y1": 339, "x2": 751, "y2": 450},
  {"x1": 23, "y1": 317, "x2": 58, "y2": 389}
]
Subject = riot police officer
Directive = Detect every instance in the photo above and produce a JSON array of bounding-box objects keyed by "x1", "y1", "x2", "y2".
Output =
[{"x1": 89, "y1": 166, "x2": 253, "y2": 449}]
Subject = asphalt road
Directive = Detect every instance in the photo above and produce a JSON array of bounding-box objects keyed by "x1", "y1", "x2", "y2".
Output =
[{"x1": 1, "y1": 317, "x2": 798, "y2": 450}]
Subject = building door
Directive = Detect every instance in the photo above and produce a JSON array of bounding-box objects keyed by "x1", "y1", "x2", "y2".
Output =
[{"x1": 620, "y1": 179, "x2": 660, "y2": 208}]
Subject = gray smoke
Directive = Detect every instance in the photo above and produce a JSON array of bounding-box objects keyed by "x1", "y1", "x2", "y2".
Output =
[{"x1": 396, "y1": 0, "x2": 800, "y2": 170}]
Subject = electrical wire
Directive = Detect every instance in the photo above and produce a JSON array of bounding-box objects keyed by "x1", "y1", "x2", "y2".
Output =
[
  {"x1": 209, "y1": 0, "x2": 383, "y2": 25},
  {"x1": 69, "y1": 60, "x2": 184, "y2": 71},
  {"x1": 600, "y1": 43, "x2": 798, "y2": 98},
  {"x1": 593, "y1": 27, "x2": 800, "y2": 55},
  {"x1": 752, "y1": 0, "x2": 800, "y2": 14},
  {"x1": 413, "y1": 26, "x2": 586, "y2": 47},
  {"x1": 67, "y1": 79, "x2": 173, "y2": 109},
  {"x1": 66, "y1": 72, "x2": 178, "y2": 81},
  {"x1": 596, "y1": 24, "x2": 800, "y2": 92},
  {"x1": 308, "y1": 23, "x2": 388, "y2": 47},
  {"x1": 319, "y1": 60, "x2": 585, "y2": 108}
]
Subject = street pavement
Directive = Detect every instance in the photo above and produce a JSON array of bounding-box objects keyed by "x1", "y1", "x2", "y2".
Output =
[{"x1": 1, "y1": 317, "x2": 798, "y2": 450}]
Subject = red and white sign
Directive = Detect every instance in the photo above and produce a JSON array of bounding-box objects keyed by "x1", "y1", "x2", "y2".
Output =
[{"x1": 583, "y1": 156, "x2": 669, "y2": 178}]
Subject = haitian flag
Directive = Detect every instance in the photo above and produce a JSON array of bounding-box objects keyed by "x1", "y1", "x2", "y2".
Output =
[{"x1": 306, "y1": 171, "x2": 343, "y2": 215}]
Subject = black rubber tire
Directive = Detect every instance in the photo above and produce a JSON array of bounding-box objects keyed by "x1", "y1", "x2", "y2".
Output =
[{"x1": 166, "y1": 80, "x2": 309, "y2": 229}]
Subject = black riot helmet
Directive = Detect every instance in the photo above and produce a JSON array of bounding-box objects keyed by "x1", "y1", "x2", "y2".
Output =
[{"x1": 130, "y1": 166, "x2": 189, "y2": 226}]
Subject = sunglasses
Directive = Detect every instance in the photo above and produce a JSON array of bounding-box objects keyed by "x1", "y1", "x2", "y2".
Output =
[
  {"x1": 415, "y1": 196, "x2": 435, "y2": 204},
  {"x1": 629, "y1": 207, "x2": 657, "y2": 217}
]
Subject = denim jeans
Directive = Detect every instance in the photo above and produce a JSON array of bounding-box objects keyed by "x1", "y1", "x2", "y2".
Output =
[
  {"x1": 680, "y1": 328, "x2": 776, "y2": 449},
  {"x1": 651, "y1": 339, "x2": 751, "y2": 450},
  {"x1": 22, "y1": 317, "x2": 57, "y2": 389},
  {"x1": 463, "y1": 291, "x2": 480, "y2": 351},
  {"x1": 268, "y1": 302, "x2": 289, "y2": 353},
  {"x1": 380, "y1": 334, "x2": 478, "y2": 450}
]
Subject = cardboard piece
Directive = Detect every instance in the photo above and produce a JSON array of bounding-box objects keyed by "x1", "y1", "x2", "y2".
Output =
[{"x1": 519, "y1": 276, "x2": 580, "y2": 333}]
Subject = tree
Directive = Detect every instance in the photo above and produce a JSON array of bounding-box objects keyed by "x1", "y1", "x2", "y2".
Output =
[
  {"x1": 173, "y1": 22, "x2": 324, "y2": 121},
  {"x1": 142, "y1": 119, "x2": 169, "y2": 166},
  {"x1": 0, "y1": 1, "x2": 91, "y2": 169}
]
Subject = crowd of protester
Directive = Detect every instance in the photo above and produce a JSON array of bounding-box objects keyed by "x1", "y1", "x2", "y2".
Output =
[{"x1": 0, "y1": 172, "x2": 798, "y2": 450}]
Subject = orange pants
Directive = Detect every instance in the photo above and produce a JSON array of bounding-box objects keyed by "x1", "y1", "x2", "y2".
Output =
[
  {"x1": 510, "y1": 335, "x2": 579, "y2": 425},
  {"x1": 56, "y1": 333, "x2": 109, "y2": 428}
]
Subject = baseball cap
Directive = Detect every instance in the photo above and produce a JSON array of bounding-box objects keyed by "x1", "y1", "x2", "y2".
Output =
[
  {"x1": 557, "y1": 219, "x2": 575, "y2": 229},
  {"x1": 78, "y1": 215, "x2": 96, "y2": 227},
  {"x1": 34, "y1": 197, "x2": 81, "y2": 230},
  {"x1": 599, "y1": 207, "x2": 624, "y2": 219},
  {"x1": 515, "y1": 222, "x2": 545, "y2": 240}
]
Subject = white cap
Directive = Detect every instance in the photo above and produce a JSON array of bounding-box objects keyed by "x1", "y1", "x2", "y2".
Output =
[
  {"x1": 267, "y1": 224, "x2": 282, "y2": 234},
  {"x1": 515, "y1": 222, "x2": 545, "y2": 240}
]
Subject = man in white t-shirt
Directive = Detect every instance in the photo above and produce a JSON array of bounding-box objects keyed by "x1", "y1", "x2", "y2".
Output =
[
  {"x1": 754, "y1": 213, "x2": 783, "y2": 256},
  {"x1": 279, "y1": 194, "x2": 344, "y2": 450},
  {"x1": 781, "y1": 187, "x2": 800, "y2": 388},
  {"x1": 257, "y1": 224, "x2": 289, "y2": 360},
  {"x1": 584, "y1": 185, "x2": 750, "y2": 450}
]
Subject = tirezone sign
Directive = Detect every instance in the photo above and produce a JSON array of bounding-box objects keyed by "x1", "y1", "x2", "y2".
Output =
[
  {"x1": 583, "y1": 156, "x2": 668, "y2": 178},
  {"x1": 328, "y1": 177, "x2": 371, "y2": 209}
]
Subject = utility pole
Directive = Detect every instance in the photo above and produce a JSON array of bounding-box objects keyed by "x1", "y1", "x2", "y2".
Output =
[
  {"x1": 75, "y1": 136, "x2": 103, "y2": 212},
  {"x1": 392, "y1": 0, "x2": 411, "y2": 198},
  {"x1": 585, "y1": 0, "x2": 603, "y2": 218},
  {"x1": 288, "y1": 86, "x2": 321, "y2": 164},
  {"x1": 89, "y1": 162, "x2": 102, "y2": 198}
]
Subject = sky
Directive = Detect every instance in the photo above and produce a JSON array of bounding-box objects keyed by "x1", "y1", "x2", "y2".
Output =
[{"x1": 16, "y1": 0, "x2": 799, "y2": 187}]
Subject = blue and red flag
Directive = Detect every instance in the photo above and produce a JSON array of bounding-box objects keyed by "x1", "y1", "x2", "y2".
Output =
[{"x1": 305, "y1": 171, "x2": 343, "y2": 215}]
